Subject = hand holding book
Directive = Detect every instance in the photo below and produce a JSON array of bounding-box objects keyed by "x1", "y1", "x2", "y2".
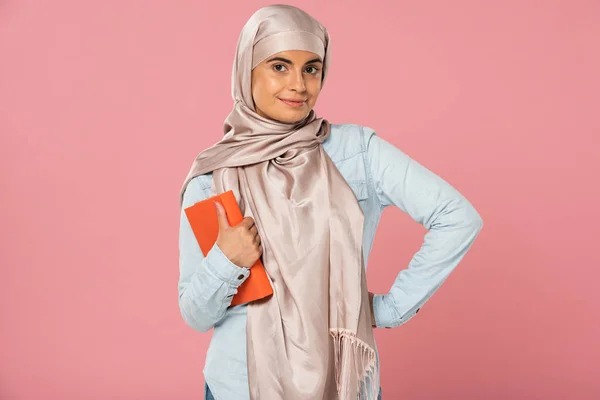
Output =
[
  {"x1": 214, "y1": 201, "x2": 263, "y2": 269},
  {"x1": 184, "y1": 190, "x2": 273, "y2": 307}
]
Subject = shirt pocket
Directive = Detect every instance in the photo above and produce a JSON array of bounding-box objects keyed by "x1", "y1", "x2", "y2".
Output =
[
  {"x1": 348, "y1": 181, "x2": 369, "y2": 203},
  {"x1": 346, "y1": 181, "x2": 370, "y2": 221}
]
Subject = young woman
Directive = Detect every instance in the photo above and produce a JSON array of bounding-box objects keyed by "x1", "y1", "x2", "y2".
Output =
[{"x1": 178, "y1": 5, "x2": 483, "y2": 400}]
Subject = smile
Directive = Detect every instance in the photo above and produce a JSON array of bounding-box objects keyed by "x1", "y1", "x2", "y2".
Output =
[{"x1": 278, "y1": 98, "x2": 306, "y2": 108}]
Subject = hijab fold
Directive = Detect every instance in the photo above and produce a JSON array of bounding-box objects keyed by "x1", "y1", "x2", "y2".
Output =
[{"x1": 180, "y1": 5, "x2": 378, "y2": 399}]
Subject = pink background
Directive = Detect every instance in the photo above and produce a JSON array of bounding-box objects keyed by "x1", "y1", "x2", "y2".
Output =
[{"x1": 1, "y1": 0, "x2": 599, "y2": 399}]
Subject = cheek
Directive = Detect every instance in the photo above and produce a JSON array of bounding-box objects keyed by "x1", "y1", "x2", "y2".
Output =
[
  {"x1": 253, "y1": 76, "x2": 283, "y2": 108},
  {"x1": 307, "y1": 81, "x2": 322, "y2": 105},
  {"x1": 264, "y1": 79, "x2": 283, "y2": 100}
]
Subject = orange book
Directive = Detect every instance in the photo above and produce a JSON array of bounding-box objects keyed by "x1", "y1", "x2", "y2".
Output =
[{"x1": 184, "y1": 190, "x2": 273, "y2": 307}]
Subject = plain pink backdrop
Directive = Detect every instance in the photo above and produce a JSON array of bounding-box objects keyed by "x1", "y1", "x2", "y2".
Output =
[{"x1": 1, "y1": 0, "x2": 599, "y2": 399}]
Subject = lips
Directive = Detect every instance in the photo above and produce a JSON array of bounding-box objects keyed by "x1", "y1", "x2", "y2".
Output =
[{"x1": 279, "y1": 98, "x2": 306, "y2": 108}]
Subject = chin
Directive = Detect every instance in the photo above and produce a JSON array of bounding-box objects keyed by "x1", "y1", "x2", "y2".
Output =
[
  {"x1": 278, "y1": 115, "x2": 307, "y2": 123},
  {"x1": 272, "y1": 108, "x2": 311, "y2": 124}
]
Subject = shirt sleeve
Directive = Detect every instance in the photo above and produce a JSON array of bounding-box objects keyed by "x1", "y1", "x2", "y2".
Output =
[
  {"x1": 363, "y1": 127, "x2": 484, "y2": 328},
  {"x1": 178, "y1": 176, "x2": 251, "y2": 333}
]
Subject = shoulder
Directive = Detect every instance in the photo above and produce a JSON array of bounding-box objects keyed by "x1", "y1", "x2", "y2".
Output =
[
  {"x1": 323, "y1": 123, "x2": 377, "y2": 162},
  {"x1": 181, "y1": 174, "x2": 213, "y2": 208},
  {"x1": 184, "y1": 123, "x2": 379, "y2": 200}
]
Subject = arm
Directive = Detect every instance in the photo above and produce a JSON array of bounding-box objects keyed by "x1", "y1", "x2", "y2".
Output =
[
  {"x1": 364, "y1": 127, "x2": 484, "y2": 328},
  {"x1": 178, "y1": 177, "x2": 250, "y2": 333}
]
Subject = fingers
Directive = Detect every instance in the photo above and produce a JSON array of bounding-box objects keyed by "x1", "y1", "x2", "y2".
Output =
[
  {"x1": 243, "y1": 219, "x2": 261, "y2": 251},
  {"x1": 250, "y1": 227, "x2": 262, "y2": 253},
  {"x1": 253, "y1": 231, "x2": 261, "y2": 245},
  {"x1": 232, "y1": 216, "x2": 262, "y2": 251},
  {"x1": 240, "y1": 217, "x2": 255, "y2": 229},
  {"x1": 214, "y1": 201, "x2": 230, "y2": 230}
]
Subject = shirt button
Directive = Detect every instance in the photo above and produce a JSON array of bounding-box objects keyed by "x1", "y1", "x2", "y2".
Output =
[{"x1": 237, "y1": 274, "x2": 245, "y2": 280}]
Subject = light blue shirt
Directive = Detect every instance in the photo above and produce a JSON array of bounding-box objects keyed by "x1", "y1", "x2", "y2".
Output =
[{"x1": 178, "y1": 124, "x2": 483, "y2": 400}]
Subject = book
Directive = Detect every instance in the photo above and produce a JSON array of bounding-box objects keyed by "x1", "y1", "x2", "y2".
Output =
[{"x1": 184, "y1": 190, "x2": 273, "y2": 307}]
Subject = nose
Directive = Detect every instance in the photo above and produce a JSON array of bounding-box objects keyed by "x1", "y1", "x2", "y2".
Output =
[{"x1": 289, "y1": 69, "x2": 306, "y2": 92}]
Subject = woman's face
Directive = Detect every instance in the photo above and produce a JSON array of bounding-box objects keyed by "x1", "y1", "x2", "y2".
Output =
[{"x1": 251, "y1": 50, "x2": 323, "y2": 123}]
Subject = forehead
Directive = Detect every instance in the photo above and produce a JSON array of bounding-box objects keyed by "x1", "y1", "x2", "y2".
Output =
[{"x1": 266, "y1": 50, "x2": 322, "y2": 63}]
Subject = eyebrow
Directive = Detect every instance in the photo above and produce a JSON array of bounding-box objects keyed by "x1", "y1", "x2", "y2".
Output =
[{"x1": 266, "y1": 56, "x2": 323, "y2": 65}]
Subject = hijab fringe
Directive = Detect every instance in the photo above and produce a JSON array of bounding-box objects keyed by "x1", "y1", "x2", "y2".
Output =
[{"x1": 330, "y1": 328, "x2": 379, "y2": 400}]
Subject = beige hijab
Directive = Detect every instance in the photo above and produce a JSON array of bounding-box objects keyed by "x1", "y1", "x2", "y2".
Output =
[{"x1": 180, "y1": 5, "x2": 378, "y2": 399}]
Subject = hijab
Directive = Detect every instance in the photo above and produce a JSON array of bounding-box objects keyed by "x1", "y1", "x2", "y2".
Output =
[{"x1": 180, "y1": 5, "x2": 378, "y2": 399}]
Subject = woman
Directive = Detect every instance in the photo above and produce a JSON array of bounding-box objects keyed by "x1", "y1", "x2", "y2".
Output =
[{"x1": 178, "y1": 5, "x2": 483, "y2": 400}]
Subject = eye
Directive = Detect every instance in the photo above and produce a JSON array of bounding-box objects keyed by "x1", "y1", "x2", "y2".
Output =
[
  {"x1": 273, "y1": 64, "x2": 287, "y2": 72},
  {"x1": 305, "y1": 66, "x2": 320, "y2": 74}
]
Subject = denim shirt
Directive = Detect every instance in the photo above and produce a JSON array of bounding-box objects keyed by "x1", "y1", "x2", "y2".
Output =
[{"x1": 178, "y1": 124, "x2": 483, "y2": 400}]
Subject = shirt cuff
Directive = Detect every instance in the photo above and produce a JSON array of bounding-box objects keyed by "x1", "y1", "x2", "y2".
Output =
[
  {"x1": 205, "y1": 243, "x2": 250, "y2": 287},
  {"x1": 373, "y1": 294, "x2": 401, "y2": 328},
  {"x1": 373, "y1": 294, "x2": 422, "y2": 329}
]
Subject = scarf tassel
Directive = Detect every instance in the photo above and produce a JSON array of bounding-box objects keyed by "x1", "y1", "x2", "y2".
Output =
[{"x1": 330, "y1": 328, "x2": 379, "y2": 400}]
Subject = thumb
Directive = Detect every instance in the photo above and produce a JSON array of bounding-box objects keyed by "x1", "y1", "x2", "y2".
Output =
[{"x1": 214, "y1": 201, "x2": 230, "y2": 231}]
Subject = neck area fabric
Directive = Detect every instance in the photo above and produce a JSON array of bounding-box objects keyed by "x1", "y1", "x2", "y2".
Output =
[{"x1": 179, "y1": 5, "x2": 379, "y2": 399}]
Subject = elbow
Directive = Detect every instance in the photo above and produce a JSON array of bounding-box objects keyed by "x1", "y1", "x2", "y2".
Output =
[
  {"x1": 471, "y1": 211, "x2": 483, "y2": 231},
  {"x1": 443, "y1": 198, "x2": 484, "y2": 234},
  {"x1": 178, "y1": 292, "x2": 215, "y2": 333},
  {"x1": 180, "y1": 306, "x2": 214, "y2": 333},
  {"x1": 182, "y1": 314, "x2": 213, "y2": 333},
  {"x1": 467, "y1": 206, "x2": 484, "y2": 235}
]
